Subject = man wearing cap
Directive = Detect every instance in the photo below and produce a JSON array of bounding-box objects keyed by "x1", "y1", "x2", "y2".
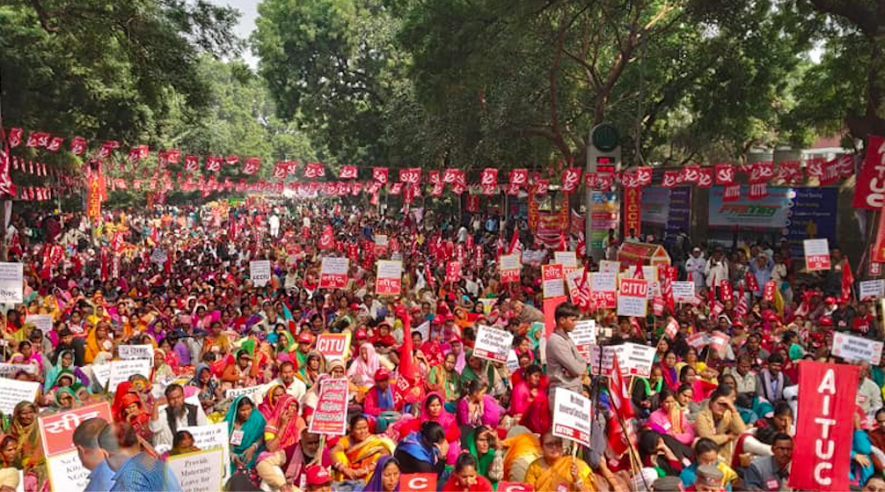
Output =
[
  {"x1": 364, "y1": 367, "x2": 396, "y2": 417},
  {"x1": 305, "y1": 465, "x2": 333, "y2": 492},
  {"x1": 755, "y1": 354, "x2": 791, "y2": 403},
  {"x1": 651, "y1": 476, "x2": 685, "y2": 492},
  {"x1": 686, "y1": 464, "x2": 724, "y2": 492}
]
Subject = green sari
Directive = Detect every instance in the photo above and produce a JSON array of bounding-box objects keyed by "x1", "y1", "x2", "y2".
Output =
[
  {"x1": 224, "y1": 395, "x2": 266, "y2": 475},
  {"x1": 467, "y1": 430, "x2": 498, "y2": 489}
]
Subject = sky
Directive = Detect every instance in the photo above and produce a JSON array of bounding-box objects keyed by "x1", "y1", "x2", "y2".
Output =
[{"x1": 210, "y1": 0, "x2": 260, "y2": 68}]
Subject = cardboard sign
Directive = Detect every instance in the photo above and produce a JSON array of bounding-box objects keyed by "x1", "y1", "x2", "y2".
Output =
[
  {"x1": 0, "y1": 363, "x2": 36, "y2": 378},
  {"x1": 180, "y1": 423, "x2": 230, "y2": 480},
  {"x1": 316, "y1": 333, "x2": 352, "y2": 361},
  {"x1": 0, "y1": 263, "x2": 23, "y2": 304},
  {"x1": 46, "y1": 451, "x2": 89, "y2": 492},
  {"x1": 150, "y1": 248, "x2": 167, "y2": 265},
  {"x1": 568, "y1": 320, "x2": 597, "y2": 363},
  {"x1": 401, "y1": 473, "x2": 438, "y2": 492},
  {"x1": 319, "y1": 257, "x2": 349, "y2": 289},
  {"x1": 859, "y1": 280, "x2": 885, "y2": 301},
  {"x1": 307, "y1": 378, "x2": 349, "y2": 436},
  {"x1": 542, "y1": 264, "x2": 566, "y2": 298},
  {"x1": 249, "y1": 260, "x2": 272, "y2": 287},
  {"x1": 118, "y1": 344, "x2": 154, "y2": 360},
  {"x1": 710, "y1": 331, "x2": 731, "y2": 357},
  {"x1": 832, "y1": 331, "x2": 884, "y2": 365},
  {"x1": 109, "y1": 359, "x2": 152, "y2": 387},
  {"x1": 763, "y1": 280, "x2": 777, "y2": 302},
  {"x1": 445, "y1": 261, "x2": 462, "y2": 284},
  {"x1": 39, "y1": 402, "x2": 113, "y2": 457},
  {"x1": 622, "y1": 342, "x2": 657, "y2": 377},
  {"x1": 0, "y1": 379, "x2": 39, "y2": 415},
  {"x1": 551, "y1": 387, "x2": 593, "y2": 447},
  {"x1": 599, "y1": 260, "x2": 621, "y2": 273},
  {"x1": 672, "y1": 281, "x2": 694, "y2": 303},
  {"x1": 499, "y1": 254, "x2": 521, "y2": 284},
  {"x1": 474, "y1": 326, "x2": 514, "y2": 364},
  {"x1": 167, "y1": 448, "x2": 224, "y2": 492},
  {"x1": 591, "y1": 272, "x2": 617, "y2": 309},
  {"x1": 617, "y1": 278, "x2": 648, "y2": 317},
  {"x1": 375, "y1": 260, "x2": 403, "y2": 296},
  {"x1": 554, "y1": 251, "x2": 578, "y2": 268},
  {"x1": 687, "y1": 332, "x2": 709, "y2": 349},
  {"x1": 803, "y1": 239, "x2": 831, "y2": 271},
  {"x1": 28, "y1": 314, "x2": 53, "y2": 333}
]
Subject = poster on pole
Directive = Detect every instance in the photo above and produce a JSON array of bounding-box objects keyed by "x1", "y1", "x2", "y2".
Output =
[
  {"x1": 499, "y1": 254, "x2": 521, "y2": 284},
  {"x1": 0, "y1": 379, "x2": 40, "y2": 415},
  {"x1": 542, "y1": 264, "x2": 566, "y2": 298},
  {"x1": 551, "y1": 387, "x2": 593, "y2": 447},
  {"x1": 473, "y1": 326, "x2": 514, "y2": 364},
  {"x1": 591, "y1": 272, "x2": 617, "y2": 309},
  {"x1": 375, "y1": 260, "x2": 403, "y2": 296},
  {"x1": 316, "y1": 333, "x2": 352, "y2": 361},
  {"x1": 0, "y1": 263, "x2": 23, "y2": 304},
  {"x1": 672, "y1": 281, "x2": 694, "y2": 303},
  {"x1": 803, "y1": 239, "x2": 831, "y2": 271},
  {"x1": 859, "y1": 280, "x2": 885, "y2": 301},
  {"x1": 587, "y1": 345, "x2": 628, "y2": 376},
  {"x1": 568, "y1": 320, "x2": 596, "y2": 362},
  {"x1": 319, "y1": 257, "x2": 349, "y2": 289},
  {"x1": 167, "y1": 448, "x2": 224, "y2": 492},
  {"x1": 832, "y1": 332, "x2": 884, "y2": 364},
  {"x1": 249, "y1": 260, "x2": 272, "y2": 287},
  {"x1": 308, "y1": 378, "x2": 349, "y2": 436},
  {"x1": 617, "y1": 278, "x2": 648, "y2": 317},
  {"x1": 109, "y1": 359, "x2": 152, "y2": 387}
]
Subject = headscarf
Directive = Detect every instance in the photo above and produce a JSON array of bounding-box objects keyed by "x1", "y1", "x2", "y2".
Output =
[
  {"x1": 111, "y1": 381, "x2": 136, "y2": 421},
  {"x1": 467, "y1": 427, "x2": 496, "y2": 479},
  {"x1": 43, "y1": 349, "x2": 76, "y2": 393},
  {"x1": 224, "y1": 395, "x2": 266, "y2": 473},
  {"x1": 361, "y1": 455, "x2": 400, "y2": 492},
  {"x1": 347, "y1": 343, "x2": 379, "y2": 387},
  {"x1": 258, "y1": 384, "x2": 285, "y2": 420},
  {"x1": 10, "y1": 402, "x2": 43, "y2": 475},
  {"x1": 54, "y1": 387, "x2": 79, "y2": 409},
  {"x1": 265, "y1": 394, "x2": 304, "y2": 450}
]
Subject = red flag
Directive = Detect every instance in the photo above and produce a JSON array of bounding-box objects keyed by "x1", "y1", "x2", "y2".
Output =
[
  {"x1": 841, "y1": 259, "x2": 854, "y2": 302},
  {"x1": 508, "y1": 228, "x2": 522, "y2": 256},
  {"x1": 789, "y1": 361, "x2": 858, "y2": 491},
  {"x1": 634, "y1": 260, "x2": 644, "y2": 279},
  {"x1": 745, "y1": 270, "x2": 759, "y2": 293},
  {"x1": 853, "y1": 135, "x2": 885, "y2": 210},
  {"x1": 609, "y1": 352, "x2": 634, "y2": 420},
  {"x1": 606, "y1": 412, "x2": 630, "y2": 458}
]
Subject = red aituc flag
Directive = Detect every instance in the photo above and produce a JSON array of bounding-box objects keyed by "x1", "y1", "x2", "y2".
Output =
[{"x1": 609, "y1": 352, "x2": 633, "y2": 420}]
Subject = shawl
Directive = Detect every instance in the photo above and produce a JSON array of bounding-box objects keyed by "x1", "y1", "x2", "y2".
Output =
[
  {"x1": 43, "y1": 350, "x2": 88, "y2": 393},
  {"x1": 467, "y1": 429, "x2": 496, "y2": 480},
  {"x1": 10, "y1": 401, "x2": 43, "y2": 483},
  {"x1": 258, "y1": 383, "x2": 285, "y2": 420},
  {"x1": 265, "y1": 394, "x2": 304, "y2": 450},
  {"x1": 362, "y1": 455, "x2": 401, "y2": 492},
  {"x1": 396, "y1": 431, "x2": 436, "y2": 463},
  {"x1": 348, "y1": 343, "x2": 380, "y2": 388},
  {"x1": 225, "y1": 395, "x2": 266, "y2": 473}
]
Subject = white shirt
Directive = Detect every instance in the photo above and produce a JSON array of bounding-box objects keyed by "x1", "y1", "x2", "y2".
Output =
[{"x1": 278, "y1": 377, "x2": 306, "y2": 403}]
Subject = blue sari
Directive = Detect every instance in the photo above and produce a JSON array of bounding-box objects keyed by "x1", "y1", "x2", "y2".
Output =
[{"x1": 225, "y1": 395, "x2": 266, "y2": 474}]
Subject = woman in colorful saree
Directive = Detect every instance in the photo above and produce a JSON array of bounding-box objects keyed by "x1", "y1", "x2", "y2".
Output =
[
  {"x1": 394, "y1": 392, "x2": 461, "y2": 464},
  {"x1": 225, "y1": 395, "x2": 266, "y2": 475},
  {"x1": 330, "y1": 415, "x2": 395, "y2": 483},
  {"x1": 10, "y1": 402, "x2": 46, "y2": 492},
  {"x1": 426, "y1": 352, "x2": 461, "y2": 403},
  {"x1": 43, "y1": 349, "x2": 89, "y2": 393},
  {"x1": 297, "y1": 351, "x2": 325, "y2": 389},
  {"x1": 524, "y1": 432, "x2": 596, "y2": 492},
  {"x1": 258, "y1": 383, "x2": 286, "y2": 420},
  {"x1": 256, "y1": 394, "x2": 306, "y2": 490}
]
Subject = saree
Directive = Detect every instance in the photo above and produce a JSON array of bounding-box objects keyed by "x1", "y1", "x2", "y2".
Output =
[
  {"x1": 467, "y1": 430, "x2": 498, "y2": 484},
  {"x1": 332, "y1": 434, "x2": 396, "y2": 483},
  {"x1": 263, "y1": 394, "x2": 305, "y2": 451},
  {"x1": 10, "y1": 402, "x2": 46, "y2": 490},
  {"x1": 258, "y1": 383, "x2": 285, "y2": 420},
  {"x1": 225, "y1": 395, "x2": 266, "y2": 474},
  {"x1": 525, "y1": 456, "x2": 596, "y2": 492}
]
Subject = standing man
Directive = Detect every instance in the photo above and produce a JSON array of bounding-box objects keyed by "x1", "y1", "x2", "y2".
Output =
[
  {"x1": 149, "y1": 383, "x2": 207, "y2": 448},
  {"x1": 99, "y1": 422, "x2": 182, "y2": 492},
  {"x1": 74, "y1": 417, "x2": 114, "y2": 492},
  {"x1": 686, "y1": 247, "x2": 707, "y2": 293},
  {"x1": 546, "y1": 302, "x2": 586, "y2": 411}
]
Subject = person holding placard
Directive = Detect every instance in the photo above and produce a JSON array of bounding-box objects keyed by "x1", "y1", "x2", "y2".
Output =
[{"x1": 524, "y1": 432, "x2": 595, "y2": 492}]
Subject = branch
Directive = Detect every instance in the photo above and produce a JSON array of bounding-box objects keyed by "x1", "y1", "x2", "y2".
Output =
[
  {"x1": 28, "y1": 0, "x2": 59, "y2": 33},
  {"x1": 804, "y1": 0, "x2": 878, "y2": 37}
]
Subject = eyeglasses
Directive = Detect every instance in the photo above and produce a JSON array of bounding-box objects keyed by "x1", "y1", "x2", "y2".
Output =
[{"x1": 542, "y1": 441, "x2": 561, "y2": 449}]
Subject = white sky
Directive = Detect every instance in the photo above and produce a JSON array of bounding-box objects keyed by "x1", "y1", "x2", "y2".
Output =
[{"x1": 210, "y1": 0, "x2": 260, "y2": 68}]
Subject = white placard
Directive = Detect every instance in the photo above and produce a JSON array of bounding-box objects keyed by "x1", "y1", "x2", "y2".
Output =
[
  {"x1": 860, "y1": 280, "x2": 885, "y2": 301},
  {"x1": 473, "y1": 326, "x2": 514, "y2": 364},
  {"x1": 554, "y1": 251, "x2": 578, "y2": 268},
  {"x1": 552, "y1": 387, "x2": 593, "y2": 447},
  {"x1": 803, "y1": 238, "x2": 831, "y2": 271},
  {"x1": 672, "y1": 281, "x2": 695, "y2": 302},
  {"x1": 0, "y1": 263, "x2": 23, "y2": 304},
  {"x1": 622, "y1": 342, "x2": 656, "y2": 377},
  {"x1": 569, "y1": 320, "x2": 597, "y2": 362},
  {"x1": 250, "y1": 260, "x2": 272, "y2": 287},
  {"x1": 565, "y1": 268, "x2": 584, "y2": 295},
  {"x1": 541, "y1": 264, "x2": 566, "y2": 299},
  {"x1": 0, "y1": 363, "x2": 37, "y2": 378},
  {"x1": 109, "y1": 359, "x2": 152, "y2": 387},
  {"x1": 499, "y1": 254, "x2": 521, "y2": 271},
  {"x1": 167, "y1": 448, "x2": 224, "y2": 492},
  {"x1": 118, "y1": 344, "x2": 154, "y2": 360},
  {"x1": 225, "y1": 383, "x2": 271, "y2": 401},
  {"x1": 150, "y1": 248, "x2": 168, "y2": 265},
  {"x1": 617, "y1": 278, "x2": 649, "y2": 317},
  {"x1": 522, "y1": 250, "x2": 547, "y2": 265},
  {"x1": 319, "y1": 257, "x2": 350, "y2": 289},
  {"x1": 180, "y1": 423, "x2": 231, "y2": 480},
  {"x1": 591, "y1": 272, "x2": 617, "y2": 292},
  {"x1": 0, "y1": 379, "x2": 40, "y2": 414},
  {"x1": 587, "y1": 345, "x2": 627, "y2": 376},
  {"x1": 599, "y1": 260, "x2": 621, "y2": 274},
  {"x1": 376, "y1": 260, "x2": 402, "y2": 279},
  {"x1": 375, "y1": 235, "x2": 389, "y2": 247},
  {"x1": 28, "y1": 314, "x2": 53, "y2": 333},
  {"x1": 46, "y1": 451, "x2": 89, "y2": 492},
  {"x1": 91, "y1": 363, "x2": 111, "y2": 388},
  {"x1": 832, "y1": 331, "x2": 884, "y2": 365}
]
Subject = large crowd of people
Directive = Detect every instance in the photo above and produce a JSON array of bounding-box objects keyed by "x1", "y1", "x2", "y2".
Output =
[{"x1": 0, "y1": 197, "x2": 883, "y2": 492}]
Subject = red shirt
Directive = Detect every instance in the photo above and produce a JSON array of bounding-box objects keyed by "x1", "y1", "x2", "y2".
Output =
[
  {"x1": 854, "y1": 314, "x2": 872, "y2": 334},
  {"x1": 441, "y1": 475, "x2": 494, "y2": 492}
]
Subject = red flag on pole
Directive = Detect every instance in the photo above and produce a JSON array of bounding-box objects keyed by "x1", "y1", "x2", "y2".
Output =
[
  {"x1": 609, "y1": 352, "x2": 634, "y2": 420},
  {"x1": 841, "y1": 259, "x2": 854, "y2": 303}
]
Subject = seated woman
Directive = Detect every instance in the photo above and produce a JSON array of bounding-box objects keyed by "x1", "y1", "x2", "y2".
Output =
[
  {"x1": 695, "y1": 384, "x2": 746, "y2": 464},
  {"x1": 632, "y1": 366, "x2": 664, "y2": 419},
  {"x1": 637, "y1": 430, "x2": 683, "y2": 477},
  {"x1": 258, "y1": 384, "x2": 286, "y2": 421},
  {"x1": 226, "y1": 395, "x2": 266, "y2": 475},
  {"x1": 509, "y1": 365, "x2": 545, "y2": 422},
  {"x1": 349, "y1": 343, "x2": 381, "y2": 391},
  {"x1": 646, "y1": 387, "x2": 694, "y2": 461},
  {"x1": 457, "y1": 380, "x2": 504, "y2": 428},
  {"x1": 391, "y1": 393, "x2": 461, "y2": 465},
  {"x1": 680, "y1": 438, "x2": 738, "y2": 491},
  {"x1": 256, "y1": 394, "x2": 306, "y2": 491},
  {"x1": 394, "y1": 421, "x2": 448, "y2": 476},
  {"x1": 467, "y1": 426, "x2": 504, "y2": 488},
  {"x1": 169, "y1": 430, "x2": 199, "y2": 457},
  {"x1": 731, "y1": 401, "x2": 793, "y2": 469},
  {"x1": 679, "y1": 365, "x2": 717, "y2": 403},
  {"x1": 297, "y1": 351, "x2": 325, "y2": 389},
  {"x1": 361, "y1": 456, "x2": 401, "y2": 492},
  {"x1": 427, "y1": 352, "x2": 461, "y2": 404},
  {"x1": 330, "y1": 415, "x2": 395, "y2": 484},
  {"x1": 524, "y1": 432, "x2": 595, "y2": 492},
  {"x1": 442, "y1": 454, "x2": 494, "y2": 492}
]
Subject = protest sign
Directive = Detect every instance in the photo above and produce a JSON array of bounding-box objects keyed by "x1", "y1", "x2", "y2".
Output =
[
  {"x1": 803, "y1": 238, "x2": 831, "y2": 271},
  {"x1": 719, "y1": 280, "x2": 733, "y2": 301},
  {"x1": 622, "y1": 342, "x2": 656, "y2": 377},
  {"x1": 445, "y1": 261, "x2": 462, "y2": 284},
  {"x1": 46, "y1": 451, "x2": 90, "y2": 492},
  {"x1": 665, "y1": 318, "x2": 679, "y2": 339},
  {"x1": 316, "y1": 333, "x2": 352, "y2": 361},
  {"x1": 180, "y1": 423, "x2": 230, "y2": 479},
  {"x1": 0, "y1": 363, "x2": 36, "y2": 378},
  {"x1": 568, "y1": 320, "x2": 597, "y2": 363},
  {"x1": 319, "y1": 257, "x2": 349, "y2": 289},
  {"x1": 168, "y1": 448, "x2": 224, "y2": 492},
  {"x1": 763, "y1": 281, "x2": 777, "y2": 302},
  {"x1": 498, "y1": 484, "x2": 534, "y2": 492},
  {"x1": 150, "y1": 248, "x2": 167, "y2": 264},
  {"x1": 376, "y1": 260, "x2": 403, "y2": 296},
  {"x1": 27, "y1": 314, "x2": 53, "y2": 333},
  {"x1": 249, "y1": 260, "x2": 272, "y2": 287},
  {"x1": 541, "y1": 264, "x2": 566, "y2": 298},
  {"x1": 832, "y1": 331, "x2": 884, "y2": 364},
  {"x1": 0, "y1": 379, "x2": 39, "y2": 414},
  {"x1": 401, "y1": 474, "x2": 438, "y2": 492},
  {"x1": 587, "y1": 345, "x2": 628, "y2": 376},
  {"x1": 687, "y1": 332, "x2": 709, "y2": 350},
  {"x1": 599, "y1": 260, "x2": 620, "y2": 273},
  {"x1": 591, "y1": 272, "x2": 617, "y2": 309},
  {"x1": 789, "y1": 361, "x2": 858, "y2": 491},
  {"x1": 109, "y1": 359, "x2": 152, "y2": 387},
  {"x1": 709, "y1": 331, "x2": 731, "y2": 358},
  {"x1": 565, "y1": 268, "x2": 584, "y2": 300},
  {"x1": 860, "y1": 280, "x2": 885, "y2": 300},
  {"x1": 474, "y1": 326, "x2": 514, "y2": 364},
  {"x1": 552, "y1": 387, "x2": 593, "y2": 447},
  {"x1": 617, "y1": 278, "x2": 648, "y2": 317},
  {"x1": 499, "y1": 254, "x2": 521, "y2": 284},
  {"x1": 672, "y1": 281, "x2": 694, "y2": 303},
  {"x1": 39, "y1": 402, "x2": 113, "y2": 456},
  {"x1": 225, "y1": 383, "x2": 271, "y2": 400},
  {"x1": 0, "y1": 263, "x2": 23, "y2": 304},
  {"x1": 308, "y1": 378, "x2": 349, "y2": 435},
  {"x1": 118, "y1": 344, "x2": 154, "y2": 360},
  {"x1": 375, "y1": 234, "x2": 389, "y2": 255},
  {"x1": 554, "y1": 251, "x2": 578, "y2": 276}
]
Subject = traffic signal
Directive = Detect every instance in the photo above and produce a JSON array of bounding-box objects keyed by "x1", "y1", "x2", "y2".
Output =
[{"x1": 586, "y1": 123, "x2": 621, "y2": 175}]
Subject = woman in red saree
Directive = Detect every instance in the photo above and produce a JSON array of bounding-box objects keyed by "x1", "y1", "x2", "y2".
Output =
[{"x1": 510, "y1": 365, "x2": 550, "y2": 435}]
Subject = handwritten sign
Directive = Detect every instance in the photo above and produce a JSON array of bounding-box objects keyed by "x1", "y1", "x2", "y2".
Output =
[
  {"x1": 552, "y1": 387, "x2": 593, "y2": 447},
  {"x1": 672, "y1": 281, "x2": 695, "y2": 303},
  {"x1": 167, "y1": 448, "x2": 224, "y2": 492},
  {"x1": 541, "y1": 264, "x2": 566, "y2": 298},
  {"x1": 568, "y1": 320, "x2": 596, "y2": 362},
  {"x1": 803, "y1": 239, "x2": 831, "y2": 271},
  {"x1": 308, "y1": 378, "x2": 349, "y2": 436},
  {"x1": 249, "y1": 260, "x2": 272, "y2": 287},
  {"x1": 109, "y1": 359, "x2": 152, "y2": 387},
  {"x1": 617, "y1": 278, "x2": 648, "y2": 317},
  {"x1": 39, "y1": 402, "x2": 113, "y2": 457},
  {"x1": 832, "y1": 332, "x2": 884, "y2": 365},
  {"x1": 319, "y1": 257, "x2": 349, "y2": 289},
  {"x1": 591, "y1": 272, "x2": 617, "y2": 309},
  {"x1": 0, "y1": 263, "x2": 23, "y2": 304},
  {"x1": 499, "y1": 254, "x2": 521, "y2": 284},
  {"x1": 474, "y1": 326, "x2": 514, "y2": 364},
  {"x1": 0, "y1": 379, "x2": 40, "y2": 415},
  {"x1": 599, "y1": 260, "x2": 620, "y2": 274},
  {"x1": 316, "y1": 333, "x2": 352, "y2": 361},
  {"x1": 118, "y1": 344, "x2": 154, "y2": 360},
  {"x1": 622, "y1": 342, "x2": 656, "y2": 377},
  {"x1": 375, "y1": 260, "x2": 402, "y2": 296},
  {"x1": 0, "y1": 363, "x2": 36, "y2": 378},
  {"x1": 28, "y1": 314, "x2": 53, "y2": 333},
  {"x1": 860, "y1": 280, "x2": 885, "y2": 301}
]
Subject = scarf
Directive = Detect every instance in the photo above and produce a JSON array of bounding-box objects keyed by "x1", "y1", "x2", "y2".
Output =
[
  {"x1": 467, "y1": 430, "x2": 495, "y2": 479},
  {"x1": 375, "y1": 385, "x2": 393, "y2": 410},
  {"x1": 225, "y1": 395, "x2": 267, "y2": 472},
  {"x1": 397, "y1": 431, "x2": 436, "y2": 463},
  {"x1": 362, "y1": 455, "x2": 400, "y2": 492}
]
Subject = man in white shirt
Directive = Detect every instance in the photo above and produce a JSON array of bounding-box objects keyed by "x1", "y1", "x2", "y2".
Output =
[
  {"x1": 685, "y1": 247, "x2": 707, "y2": 293},
  {"x1": 278, "y1": 361, "x2": 306, "y2": 402},
  {"x1": 705, "y1": 248, "x2": 729, "y2": 292},
  {"x1": 269, "y1": 213, "x2": 280, "y2": 238},
  {"x1": 149, "y1": 384, "x2": 207, "y2": 449}
]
